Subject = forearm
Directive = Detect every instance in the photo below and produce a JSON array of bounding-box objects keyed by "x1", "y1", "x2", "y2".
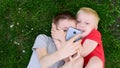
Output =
[
  {"x1": 79, "y1": 45, "x2": 90, "y2": 57},
  {"x1": 60, "y1": 65, "x2": 69, "y2": 68},
  {"x1": 79, "y1": 39, "x2": 97, "y2": 57},
  {"x1": 79, "y1": 48, "x2": 89, "y2": 57},
  {"x1": 40, "y1": 51, "x2": 63, "y2": 68},
  {"x1": 79, "y1": 42, "x2": 97, "y2": 57}
]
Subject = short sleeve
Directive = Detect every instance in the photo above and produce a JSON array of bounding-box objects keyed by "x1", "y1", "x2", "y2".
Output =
[
  {"x1": 86, "y1": 29, "x2": 102, "y2": 44},
  {"x1": 27, "y1": 50, "x2": 42, "y2": 68},
  {"x1": 32, "y1": 34, "x2": 49, "y2": 49},
  {"x1": 27, "y1": 34, "x2": 49, "y2": 68}
]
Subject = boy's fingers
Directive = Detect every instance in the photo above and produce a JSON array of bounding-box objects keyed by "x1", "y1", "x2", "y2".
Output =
[
  {"x1": 57, "y1": 27, "x2": 64, "y2": 32},
  {"x1": 69, "y1": 56, "x2": 72, "y2": 61},
  {"x1": 72, "y1": 51, "x2": 80, "y2": 60},
  {"x1": 78, "y1": 50, "x2": 80, "y2": 54},
  {"x1": 52, "y1": 23, "x2": 64, "y2": 32},
  {"x1": 77, "y1": 50, "x2": 80, "y2": 57},
  {"x1": 74, "y1": 39, "x2": 82, "y2": 45},
  {"x1": 69, "y1": 34, "x2": 81, "y2": 42},
  {"x1": 52, "y1": 23, "x2": 57, "y2": 31}
]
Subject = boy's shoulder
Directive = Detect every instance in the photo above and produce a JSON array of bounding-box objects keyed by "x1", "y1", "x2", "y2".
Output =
[
  {"x1": 83, "y1": 29, "x2": 102, "y2": 44},
  {"x1": 36, "y1": 34, "x2": 50, "y2": 38},
  {"x1": 90, "y1": 29, "x2": 101, "y2": 36},
  {"x1": 86, "y1": 29, "x2": 101, "y2": 40},
  {"x1": 35, "y1": 34, "x2": 51, "y2": 41}
]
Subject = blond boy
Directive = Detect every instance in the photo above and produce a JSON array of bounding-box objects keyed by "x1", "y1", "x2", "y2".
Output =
[{"x1": 76, "y1": 7, "x2": 105, "y2": 68}]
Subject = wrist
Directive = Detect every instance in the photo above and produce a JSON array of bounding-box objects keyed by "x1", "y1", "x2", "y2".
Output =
[
  {"x1": 56, "y1": 49, "x2": 65, "y2": 60},
  {"x1": 54, "y1": 50, "x2": 64, "y2": 61}
]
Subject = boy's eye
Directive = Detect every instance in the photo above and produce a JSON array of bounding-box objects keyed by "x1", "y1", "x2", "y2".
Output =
[
  {"x1": 64, "y1": 30, "x2": 67, "y2": 32},
  {"x1": 85, "y1": 22, "x2": 89, "y2": 25}
]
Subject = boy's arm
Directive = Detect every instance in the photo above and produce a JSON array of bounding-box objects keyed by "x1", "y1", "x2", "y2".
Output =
[
  {"x1": 79, "y1": 39, "x2": 98, "y2": 57},
  {"x1": 36, "y1": 48, "x2": 63, "y2": 68}
]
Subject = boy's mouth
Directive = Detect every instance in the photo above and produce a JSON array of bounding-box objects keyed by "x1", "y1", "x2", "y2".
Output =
[{"x1": 78, "y1": 29, "x2": 85, "y2": 33}]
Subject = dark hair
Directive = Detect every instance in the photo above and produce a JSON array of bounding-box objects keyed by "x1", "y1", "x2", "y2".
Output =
[{"x1": 53, "y1": 11, "x2": 76, "y2": 25}]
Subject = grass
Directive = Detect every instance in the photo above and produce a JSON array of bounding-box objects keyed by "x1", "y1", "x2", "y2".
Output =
[{"x1": 0, "y1": 0, "x2": 120, "y2": 68}]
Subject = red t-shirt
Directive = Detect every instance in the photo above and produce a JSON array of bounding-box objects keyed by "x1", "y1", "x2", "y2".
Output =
[{"x1": 81, "y1": 29, "x2": 105, "y2": 67}]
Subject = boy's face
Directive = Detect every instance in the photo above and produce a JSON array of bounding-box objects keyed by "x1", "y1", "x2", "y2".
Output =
[
  {"x1": 76, "y1": 12, "x2": 97, "y2": 38},
  {"x1": 53, "y1": 19, "x2": 76, "y2": 49},
  {"x1": 57, "y1": 19, "x2": 76, "y2": 32}
]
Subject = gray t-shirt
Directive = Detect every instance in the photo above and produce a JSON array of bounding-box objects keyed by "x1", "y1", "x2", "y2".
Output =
[{"x1": 27, "y1": 34, "x2": 64, "y2": 68}]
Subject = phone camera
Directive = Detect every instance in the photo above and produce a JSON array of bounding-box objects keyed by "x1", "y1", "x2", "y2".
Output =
[{"x1": 73, "y1": 31, "x2": 76, "y2": 34}]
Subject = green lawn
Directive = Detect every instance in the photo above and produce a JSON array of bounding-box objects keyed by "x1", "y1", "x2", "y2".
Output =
[{"x1": 0, "y1": 0, "x2": 120, "y2": 68}]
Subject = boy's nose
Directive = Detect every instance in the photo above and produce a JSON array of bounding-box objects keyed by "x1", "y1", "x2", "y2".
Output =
[{"x1": 77, "y1": 23, "x2": 84, "y2": 28}]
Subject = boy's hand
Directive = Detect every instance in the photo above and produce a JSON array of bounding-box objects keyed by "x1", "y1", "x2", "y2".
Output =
[
  {"x1": 58, "y1": 34, "x2": 82, "y2": 59},
  {"x1": 65, "y1": 50, "x2": 80, "y2": 63},
  {"x1": 62, "y1": 50, "x2": 82, "y2": 68},
  {"x1": 51, "y1": 23, "x2": 66, "y2": 43},
  {"x1": 51, "y1": 23, "x2": 66, "y2": 50}
]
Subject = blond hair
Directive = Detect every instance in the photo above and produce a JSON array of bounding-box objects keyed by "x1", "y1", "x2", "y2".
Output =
[{"x1": 77, "y1": 7, "x2": 100, "y2": 25}]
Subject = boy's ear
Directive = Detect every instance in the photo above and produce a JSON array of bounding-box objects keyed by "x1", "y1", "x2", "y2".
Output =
[{"x1": 52, "y1": 23, "x2": 55, "y2": 27}]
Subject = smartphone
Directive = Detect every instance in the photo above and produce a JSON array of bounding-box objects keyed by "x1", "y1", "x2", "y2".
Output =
[{"x1": 66, "y1": 27, "x2": 82, "y2": 42}]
